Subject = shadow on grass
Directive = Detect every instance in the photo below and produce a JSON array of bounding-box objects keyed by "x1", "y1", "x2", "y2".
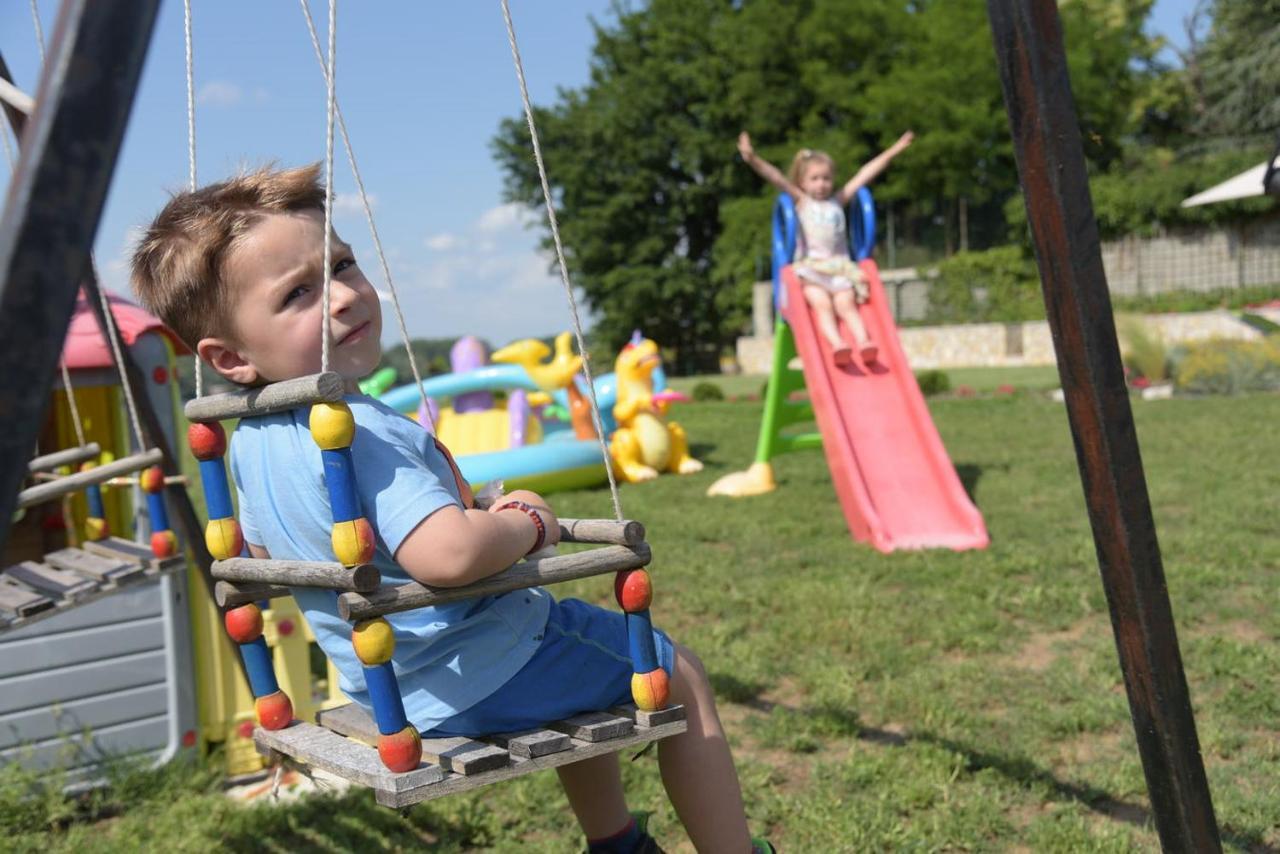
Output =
[{"x1": 735, "y1": 694, "x2": 1272, "y2": 852}]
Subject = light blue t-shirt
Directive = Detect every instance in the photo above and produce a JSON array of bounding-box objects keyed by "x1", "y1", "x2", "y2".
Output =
[{"x1": 230, "y1": 394, "x2": 551, "y2": 732}]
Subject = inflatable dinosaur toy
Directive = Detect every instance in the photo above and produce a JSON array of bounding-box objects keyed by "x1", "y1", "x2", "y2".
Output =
[{"x1": 609, "y1": 336, "x2": 702, "y2": 482}]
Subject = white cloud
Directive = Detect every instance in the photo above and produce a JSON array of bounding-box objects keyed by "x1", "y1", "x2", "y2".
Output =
[
  {"x1": 333, "y1": 192, "x2": 374, "y2": 218},
  {"x1": 425, "y1": 233, "x2": 458, "y2": 251},
  {"x1": 475, "y1": 202, "x2": 533, "y2": 233},
  {"x1": 197, "y1": 81, "x2": 242, "y2": 107}
]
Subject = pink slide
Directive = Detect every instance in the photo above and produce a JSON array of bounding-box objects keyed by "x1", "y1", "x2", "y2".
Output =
[{"x1": 780, "y1": 261, "x2": 989, "y2": 552}]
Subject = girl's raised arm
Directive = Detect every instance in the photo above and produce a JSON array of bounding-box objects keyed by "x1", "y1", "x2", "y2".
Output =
[
  {"x1": 837, "y1": 131, "x2": 914, "y2": 206},
  {"x1": 738, "y1": 131, "x2": 803, "y2": 200}
]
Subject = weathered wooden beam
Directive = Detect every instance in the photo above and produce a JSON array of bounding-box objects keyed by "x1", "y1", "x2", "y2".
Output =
[
  {"x1": 183, "y1": 373, "x2": 344, "y2": 422},
  {"x1": 27, "y1": 443, "x2": 101, "y2": 473},
  {"x1": 0, "y1": 0, "x2": 161, "y2": 555},
  {"x1": 338, "y1": 543, "x2": 651, "y2": 621},
  {"x1": 558, "y1": 518, "x2": 645, "y2": 546},
  {"x1": 214, "y1": 580, "x2": 292, "y2": 608},
  {"x1": 212, "y1": 557, "x2": 379, "y2": 592},
  {"x1": 17, "y1": 448, "x2": 163, "y2": 509},
  {"x1": 986, "y1": 2, "x2": 1220, "y2": 850}
]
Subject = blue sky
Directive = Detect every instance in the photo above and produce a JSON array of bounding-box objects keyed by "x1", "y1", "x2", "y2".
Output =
[{"x1": 1, "y1": 0, "x2": 1201, "y2": 349}]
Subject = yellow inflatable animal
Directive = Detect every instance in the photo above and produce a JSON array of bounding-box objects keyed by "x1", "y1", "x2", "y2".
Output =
[{"x1": 609, "y1": 337, "x2": 702, "y2": 482}]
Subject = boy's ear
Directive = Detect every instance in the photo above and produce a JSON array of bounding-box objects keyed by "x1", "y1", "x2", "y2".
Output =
[{"x1": 197, "y1": 337, "x2": 260, "y2": 386}]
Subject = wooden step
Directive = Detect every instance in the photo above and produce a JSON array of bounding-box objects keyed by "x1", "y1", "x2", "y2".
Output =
[
  {"x1": 262, "y1": 703, "x2": 687, "y2": 808},
  {"x1": 83, "y1": 536, "x2": 183, "y2": 572},
  {"x1": 45, "y1": 546, "x2": 143, "y2": 583},
  {"x1": 3, "y1": 561, "x2": 99, "y2": 600},
  {"x1": 0, "y1": 578, "x2": 54, "y2": 618}
]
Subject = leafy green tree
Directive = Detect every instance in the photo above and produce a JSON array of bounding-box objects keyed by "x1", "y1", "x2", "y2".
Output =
[{"x1": 1197, "y1": 0, "x2": 1280, "y2": 142}]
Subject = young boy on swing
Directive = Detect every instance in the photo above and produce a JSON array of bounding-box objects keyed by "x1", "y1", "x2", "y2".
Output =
[{"x1": 132, "y1": 164, "x2": 770, "y2": 854}]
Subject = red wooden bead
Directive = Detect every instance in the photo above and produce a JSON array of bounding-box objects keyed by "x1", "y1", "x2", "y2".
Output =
[
  {"x1": 188, "y1": 421, "x2": 227, "y2": 460},
  {"x1": 614, "y1": 569, "x2": 653, "y2": 612},
  {"x1": 150, "y1": 529, "x2": 178, "y2": 558},
  {"x1": 224, "y1": 604, "x2": 263, "y2": 643},
  {"x1": 378, "y1": 727, "x2": 422, "y2": 773},
  {"x1": 255, "y1": 691, "x2": 293, "y2": 730}
]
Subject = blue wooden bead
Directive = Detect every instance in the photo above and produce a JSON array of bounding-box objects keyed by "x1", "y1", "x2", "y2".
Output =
[
  {"x1": 626, "y1": 610, "x2": 660, "y2": 674},
  {"x1": 321, "y1": 448, "x2": 362, "y2": 523},
  {"x1": 87, "y1": 483, "x2": 105, "y2": 518},
  {"x1": 241, "y1": 636, "x2": 280, "y2": 698},
  {"x1": 364, "y1": 661, "x2": 410, "y2": 735},
  {"x1": 198, "y1": 458, "x2": 234, "y2": 520}
]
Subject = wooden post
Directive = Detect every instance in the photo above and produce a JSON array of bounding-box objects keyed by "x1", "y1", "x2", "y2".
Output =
[
  {"x1": 986, "y1": 1, "x2": 1221, "y2": 850},
  {"x1": 0, "y1": 1, "x2": 160, "y2": 553}
]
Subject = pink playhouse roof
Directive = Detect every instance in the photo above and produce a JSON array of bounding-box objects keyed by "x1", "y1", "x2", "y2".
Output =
[{"x1": 63, "y1": 290, "x2": 189, "y2": 370}]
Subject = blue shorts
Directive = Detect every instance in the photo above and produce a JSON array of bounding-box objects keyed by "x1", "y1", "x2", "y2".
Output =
[{"x1": 428, "y1": 597, "x2": 676, "y2": 737}]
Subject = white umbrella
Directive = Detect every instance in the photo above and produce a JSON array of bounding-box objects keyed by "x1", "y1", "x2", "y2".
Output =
[{"x1": 1181, "y1": 156, "x2": 1279, "y2": 207}]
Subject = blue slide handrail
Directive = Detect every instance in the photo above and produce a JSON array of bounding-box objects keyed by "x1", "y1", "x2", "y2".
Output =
[{"x1": 770, "y1": 187, "x2": 877, "y2": 311}]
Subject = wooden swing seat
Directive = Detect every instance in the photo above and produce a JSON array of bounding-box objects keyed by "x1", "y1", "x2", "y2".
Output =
[
  {"x1": 17, "y1": 447, "x2": 164, "y2": 510},
  {"x1": 0, "y1": 536, "x2": 185, "y2": 633},
  {"x1": 257, "y1": 702, "x2": 687, "y2": 808},
  {"x1": 214, "y1": 517, "x2": 683, "y2": 805}
]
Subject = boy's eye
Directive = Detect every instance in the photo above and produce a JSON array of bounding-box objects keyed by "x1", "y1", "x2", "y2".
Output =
[
  {"x1": 282, "y1": 285, "x2": 309, "y2": 307},
  {"x1": 335, "y1": 257, "x2": 355, "y2": 274}
]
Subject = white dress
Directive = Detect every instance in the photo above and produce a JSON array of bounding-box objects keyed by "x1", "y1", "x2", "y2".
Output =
[{"x1": 794, "y1": 197, "x2": 868, "y2": 301}]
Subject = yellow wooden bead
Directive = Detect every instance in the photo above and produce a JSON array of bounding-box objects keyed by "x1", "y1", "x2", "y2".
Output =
[
  {"x1": 206, "y1": 517, "x2": 244, "y2": 561},
  {"x1": 332, "y1": 517, "x2": 375, "y2": 567},
  {"x1": 631, "y1": 668, "x2": 670, "y2": 712},
  {"x1": 84, "y1": 517, "x2": 109, "y2": 541},
  {"x1": 310, "y1": 401, "x2": 356, "y2": 450},
  {"x1": 352, "y1": 618, "x2": 395, "y2": 665}
]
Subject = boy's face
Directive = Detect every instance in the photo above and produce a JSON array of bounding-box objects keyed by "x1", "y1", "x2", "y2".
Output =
[{"x1": 202, "y1": 210, "x2": 383, "y2": 388}]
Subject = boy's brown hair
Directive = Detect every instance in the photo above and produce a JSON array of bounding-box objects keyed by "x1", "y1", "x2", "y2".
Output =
[{"x1": 131, "y1": 163, "x2": 324, "y2": 348}]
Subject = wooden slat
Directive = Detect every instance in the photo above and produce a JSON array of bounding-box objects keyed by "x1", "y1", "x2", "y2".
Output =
[
  {"x1": 183, "y1": 372, "x2": 344, "y2": 422},
  {"x1": 339, "y1": 543, "x2": 651, "y2": 621},
  {"x1": 4, "y1": 561, "x2": 98, "y2": 599},
  {"x1": 44, "y1": 547, "x2": 142, "y2": 582},
  {"x1": 316, "y1": 703, "x2": 378, "y2": 742},
  {"x1": 547, "y1": 711, "x2": 633, "y2": 743},
  {"x1": 215, "y1": 580, "x2": 292, "y2": 609},
  {"x1": 557, "y1": 518, "x2": 645, "y2": 546},
  {"x1": 17, "y1": 448, "x2": 164, "y2": 509},
  {"x1": 82, "y1": 536, "x2": 182, "y2": 571},
  {"x1": 27, "y1": 443, "x2": 101, "y2": 473},
  {"x1": 259, "y1": 709, "x2": 687, "y2": 809},
  {"x1": 613, "y1": 703, "x2": 687, "y2": 728},
  {"x1": 0, "y1": 563, "x2": 179, "y2": 635},
  {"x1": 212, "y1": 557, "x2": 379, "y2": 592},
  {"x1": 255, "y1": 722, "x2": 447, "y2": 793},
  {"x1": 486, "y1": 729, "x2": 572, "y2": 759},
  {"x1": 419, "y1": 737, "x2": 509, "y2": 775},
  {"x1": 0, "y1": 578, "x2": 54, "y2": 617}
]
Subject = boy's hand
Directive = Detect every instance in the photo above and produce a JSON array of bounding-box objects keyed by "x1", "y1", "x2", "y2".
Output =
[
  {"x1": 490, "y1": 489, "x2": 561, "y2": 547},
  {"x1": 737, "y1": 131, "x2": 755, "y2": 161}
]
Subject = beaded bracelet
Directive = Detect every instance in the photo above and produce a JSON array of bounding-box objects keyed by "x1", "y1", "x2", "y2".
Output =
[{"x1": 497, "y1": 500, "x2": 547, "y2": 555}]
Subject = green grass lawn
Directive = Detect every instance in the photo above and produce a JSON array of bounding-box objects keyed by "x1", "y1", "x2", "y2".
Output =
[
  {"x1": 6, "y1": 392, "x2": 1279, "y2": 851},
  {"x1": 668, "y1": 364, "x2": 1064, "y2": 400}
]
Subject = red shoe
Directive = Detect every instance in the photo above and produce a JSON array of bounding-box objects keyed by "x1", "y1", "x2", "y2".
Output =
[
  {"x1": 832, "y1": 345, "x2": 853, "y2": 366},
  {"x1": 859, "y1": 342, "x2": 879, "y2": 364}
]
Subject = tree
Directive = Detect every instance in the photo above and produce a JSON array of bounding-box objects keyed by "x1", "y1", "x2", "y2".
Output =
[
  {"x1": 1196, "y1": 0, "x2": 1280, "y2": 142},
  {"x1": 493, "y1": 0, "x2": 1164, "y2": 371}
]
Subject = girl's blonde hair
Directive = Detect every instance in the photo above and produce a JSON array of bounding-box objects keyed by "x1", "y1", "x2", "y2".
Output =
[{"x1": 788, "y1": 148, "x2": 835, "y2": 186}]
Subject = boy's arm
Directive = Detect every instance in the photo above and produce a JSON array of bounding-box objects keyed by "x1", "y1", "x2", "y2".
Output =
[
  {"x1": 738, "y1": 131, "x2": 804, "y2": 200},
  {"x1": 394, "y1": 489, "x2": 560, "y2": 588},
  {"x1": 837, "y1": 131, "x2": 914, "y2": 206}
]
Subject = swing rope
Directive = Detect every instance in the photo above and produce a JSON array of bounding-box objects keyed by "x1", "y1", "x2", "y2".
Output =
[
  {"x1": 319, "y1": 0, "x2": 338, "y2": 375},
  {"x1": 94, "y1": 282, "x2": 148, "y2": 452},
  {"x1": 498, "y1": 0, "x2": 624, "y2": 522},
  {"x1": 183, "y1": 0, "x2": 204, "y2": 399},
  {"x1": 297, "y1": 0, "x2": 432, "y2": 430},
  {"x1": 28, "y1": 0, "x2": 45, "y2": 63}
]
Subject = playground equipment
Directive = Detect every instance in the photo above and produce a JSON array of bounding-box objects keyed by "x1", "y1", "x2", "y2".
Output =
[
  {"x1": 0, "y1": 0, "x2": 1221, "y2": 846},
  {"x1": 709, "y1": 187, "x2": 989, "y2": 552}
]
